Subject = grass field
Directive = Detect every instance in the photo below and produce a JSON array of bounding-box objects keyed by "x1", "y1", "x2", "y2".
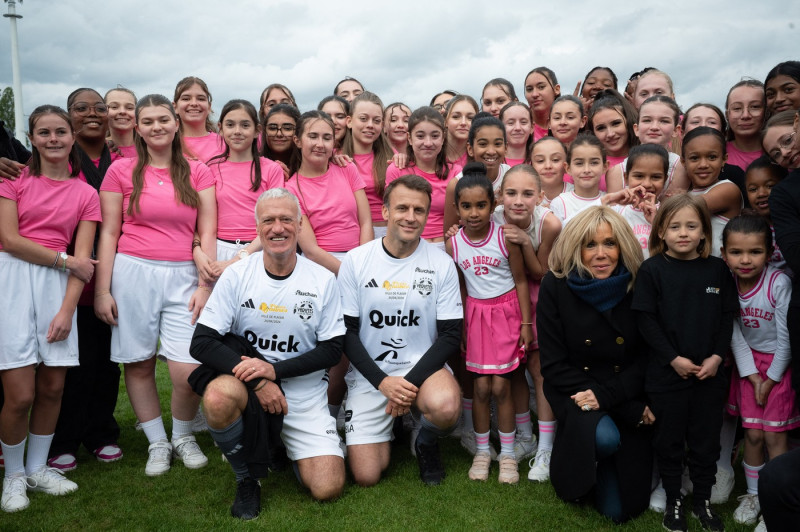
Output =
[{"x1": 3, "y1": 362, "x2": 755, "y2": 532}]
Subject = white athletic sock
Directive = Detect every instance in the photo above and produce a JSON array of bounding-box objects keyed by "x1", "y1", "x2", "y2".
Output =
[
  {"x1": 515, "y1": 412, "x2": 533, "y2": 440},
  {"x1": 743, "y1": 461, "x2": 764, "y2": 495},
  {"x1": 717, "y1": 414, "x2": 737, "y2": 473},
  {"x1": 538, "y1": 420, "x2": 557, "y2": 452},
  {"x1": 1, "y1": 437, "x2": 26, "y2": 477},
  {"x1": 140, "y1": 417, "x2": 168, "y2": 444},
  {"x1": 25, "y1": 433, "x2": 53, "y2": 475},
  {"x1": 475, "y1": 430, "x2": 490, "y2": 453},
  {"x1": 499, "y1": 429, "x2": 516, "y2": 457},
  {"x1": 171, "y1": 416, "x2": 194, "y2": 441},
  {"x1": 462, "y1": 398, "x2": 474, "y2": 434}
]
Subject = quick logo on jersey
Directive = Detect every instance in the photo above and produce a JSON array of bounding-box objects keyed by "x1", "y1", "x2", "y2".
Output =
[
  {"x1": 241, "y1": 299, "x2": 256, "y2": 309},
  {"x1": 375, "y1": 338, "x2": 407, "y2": 361},
  {"x1": 244, "y1": 330, "x2": 299, "y2": 352},
  {"x1": 705, "y1": 287, "x2": 720, "y2": 295},
  {"x1": 365, "y1": 279, "x2": 379, "y2": 288},
  {"x1": 369, "y1": 309, "x2": 420, "y2": 329}
]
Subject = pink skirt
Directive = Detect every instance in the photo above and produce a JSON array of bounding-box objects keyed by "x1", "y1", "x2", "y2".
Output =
[
  {"x1": 726, "y1": 349, "x2": 800, "y2": 432},
  {"x1": 465, "y1": 290, "x2": 523, "y2": 375}
]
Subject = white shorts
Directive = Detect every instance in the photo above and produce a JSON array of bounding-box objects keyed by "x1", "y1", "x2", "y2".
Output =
[
  {"x1": 343, "y1": 387, "x2": 394, "y2": 446},
  {"x1": 109, "y1": 254, "x2": 199, "y2": 365},
  {"x1": 373, "y1": 226, "x2": 387, "y2": 240},
  {"x1": 281, "y1": 398, "x2": 343, "y2": 461},
  {"x1": 329, "y1": 251, "x2": 347, "y2": 262},
  {"x1": 216, "y1": 239, "x2": 251, "y2": 262},
  {"x1": 0, "y1": 252, "x2": 78, "y2": 369}
]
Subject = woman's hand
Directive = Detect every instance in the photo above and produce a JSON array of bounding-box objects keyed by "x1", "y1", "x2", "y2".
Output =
[
  {"x1": 331, "y1": 153, "x2": 352, "y2": 168},
  {"x1": 571, "y1": 389, "x2": 598, "y2": 411},
  {"x1": 640, "y1": 406, "x2": 656, "y2": 425},
  {"x1": 94, "y1": 293, "x2": 118, "y2": 326},
  {"x1": 0, "y1": 158, "x2": 25, "y2": 182},
  {"x1": 193, "y1": 247, "x2": 221, "y2": 284},
  {"x1": 188, "y1": 287, "x2": 211, "y2": 324},
  {"x1": 670, "y1": 355, "x2": 701, "y2": 379},
  {"x1": 390, "y1": 152, "x2": 408, "y2": 169},
  {"x1": 503, "y1": 224, "x2": 532, "y2": 247},
  {"x1": 47, "y1": 308, "x2": 73, "y2": 343},
  {"x1": 519, "y1": 324, "x2": 534, "y2": 351},
  {"x1": 444, "y1": 223, "x2": 460, "y2": 241},
  {"x1": 756, "y1": 378, "x2": 777, "y2": 406},
  {"x1": 68, "y1": 256, "x2": 98, "y2": 283},
  {"x1": 696, "y1": 354, "x2": 722, "y2": 380}
]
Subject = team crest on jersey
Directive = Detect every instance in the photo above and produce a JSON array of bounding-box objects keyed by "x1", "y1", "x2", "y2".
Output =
[
  {"x1": 293, "y1": 300, "x2": 314, "y2": 321},
  {"x1": 413, "y1": 277, "x2": 433, "y2": 297}
]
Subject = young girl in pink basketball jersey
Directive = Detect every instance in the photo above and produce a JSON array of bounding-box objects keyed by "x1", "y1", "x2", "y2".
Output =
[
  {"x1": 446, "y1": 163, "x2": 533, "y2": 485},
  {"x1": 722, "y1": 214, "x2": 797, "y2": 528}
]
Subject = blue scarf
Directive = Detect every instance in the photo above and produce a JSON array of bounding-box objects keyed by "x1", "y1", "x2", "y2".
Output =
[{"x1": 566, "y1": 263, "x2": 631, "y2": 313}]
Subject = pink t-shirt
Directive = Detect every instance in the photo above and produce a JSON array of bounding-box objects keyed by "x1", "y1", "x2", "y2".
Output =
[
  {"x1": 101, "y1": 158, "x2": 215, "y2": 261},
  {"x1": 448, "y1": 152, "x2": 468, "y2": 170},
  {"x1": 726, "y1": 141, "x2": 763, "y2": 172},
  {"x1": 211, "y1": 157, "x2": 285, "y2": 241},
  {"x1": 117, "y1": 145, "x2": 137, "y2": 160},
  {"x1": 505, "y1": 157, "x2": 525, "y2": 167},
  {"x1": 353, "y1": 153, "x2": 385, "y2": 222},
  {"x1": 184, "y1": 132, "x2": 225, "y2": 163},
  {"x1": 385, "y1": 162, "x2": 462, "y2": 240},
  {"x1": 533, "y1": 124, "x2": 549, "y2": 142},
  {"x1": 0, "y1": 168, "x2": 101, "y2": 251},
  {"x1": 285, "y1": 163, "x2": 366, "y2": 252}
]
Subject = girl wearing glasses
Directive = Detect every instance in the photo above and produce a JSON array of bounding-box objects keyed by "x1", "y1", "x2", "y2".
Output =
[
  {"x1": 762, "y1": 110, "x2": 800, "y2": 171},
  {"x1": 725, "y1": 80, "x2": 766, "y2": 172},
  {"x1": 261, "y1": 103, "x2": 302, "y2": 180},
  {"x1": 173, "y1": 77, "x2": 225, "y2": 163}
]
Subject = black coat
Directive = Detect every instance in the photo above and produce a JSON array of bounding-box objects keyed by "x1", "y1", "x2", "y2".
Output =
[{"x1": 537, "y1": 272, "x2": 653, "y2": 521}]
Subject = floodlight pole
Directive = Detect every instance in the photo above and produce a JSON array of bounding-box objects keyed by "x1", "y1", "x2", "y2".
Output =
[{"x1": 4, "y1": 0, "x2": 24, "y2": 141}]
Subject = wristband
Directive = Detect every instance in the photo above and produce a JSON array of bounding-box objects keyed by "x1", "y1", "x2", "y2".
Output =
[
  {"x1": 192, "y1": 240, "x2": 201, "y2": 250},
  {"x1": 52, "y1": 250, "x2": 60, "y2": 268},
  {"x1": 253, "y1": 379, "x2": 267, "y2": 392},
  {"x1": 59, "y1": 252, "x2": 69, "y2": 272}
]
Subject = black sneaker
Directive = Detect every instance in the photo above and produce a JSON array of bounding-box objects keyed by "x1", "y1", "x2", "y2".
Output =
[
  {"x1": 414, "y1": 438, "x2": 445, "y2": 486},
  {"x1": 230, "y1": 477, "x2": 261, "y2": 520},
  {"x1": 692, "y1": 499, "x2": 724, "y2": 531},
  {"x1": 662, "y1": 497, "x2": 687, "y2": 532}
]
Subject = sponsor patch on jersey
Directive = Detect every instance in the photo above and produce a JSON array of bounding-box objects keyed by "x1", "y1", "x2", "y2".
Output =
[
  {"x1": 293, "y1": 300, "x2": 314, "y2": 321},
  {"x1": 705, "y1": 287, "x2": 720, "y2": 295},
  {"x1": 414, "y1": 277, "x2": 433, "y2": 297},
  {"x1": 241, "y1": 298, "x2": 256, "y2": 309},
  {"x1": 365, "y1": 278, "x2": 379, "y2": 288}
]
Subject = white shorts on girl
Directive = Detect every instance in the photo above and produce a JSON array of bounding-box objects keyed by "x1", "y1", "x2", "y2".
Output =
[
  {"x1": 110, "y1": 253, "x2": 199, "y2": 365},
  {"x1": 281, "y1": 398, "x2": 344, "y2": 461},
  {"x1": 216, "y1": 238, "x2": 251, "y2": 262},
  {"x1": 0, "y1": 252, "x2": 78, "y2": 369}
]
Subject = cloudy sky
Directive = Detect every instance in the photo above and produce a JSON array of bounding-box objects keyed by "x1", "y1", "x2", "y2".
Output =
[{"x1": 0, "y1": 0, "x2": 797, "y2": 128}]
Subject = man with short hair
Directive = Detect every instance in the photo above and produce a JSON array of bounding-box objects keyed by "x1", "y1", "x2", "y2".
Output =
[
  {"x1": 339, "y1": 175, "x2": 463, "y2": 486},
  {"x1": 190, "y1": 188, "x2": 345, "y2": 520}
]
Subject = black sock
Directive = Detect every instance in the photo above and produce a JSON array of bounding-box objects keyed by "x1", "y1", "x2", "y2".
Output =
[
  {"x1": 209, "y1": 417, "x2": 250, "y2": 481},
  {"x1": 417, "y1": 414, "x2": 453, "y2": 446}
]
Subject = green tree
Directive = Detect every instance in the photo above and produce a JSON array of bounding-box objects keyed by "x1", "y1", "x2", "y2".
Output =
[{"x1": 0, "y1": 86, "x2": 15, "y2": 131}]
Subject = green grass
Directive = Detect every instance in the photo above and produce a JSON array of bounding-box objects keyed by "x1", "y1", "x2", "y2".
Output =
[{"x1": 3, "y1": 362, "x2": 755, "y2": 531}]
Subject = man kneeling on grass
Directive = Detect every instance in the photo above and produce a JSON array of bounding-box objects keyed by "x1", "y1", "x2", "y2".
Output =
[
  {"x1": 189, "y1": 188, "x2": 346, "y2": 520},
  {"x1": 338, "y1": 175, "x2": 463, "y2": 487}
]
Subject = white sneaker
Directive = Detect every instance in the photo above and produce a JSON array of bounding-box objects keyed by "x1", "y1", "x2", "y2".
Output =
[
  {"x1": 172, "y1": 435, "x2": 208, "y2": 469},
  {"x1": 145, "y1": 441, "x2": 172, "y2": 476},
  {"x1": 513, "y1": 434, "x2": 538, "y2": 463},
  {"x1": 649, "y1": 480, "x2": 667, "y2": 513},
  {"x1": 460, "y1": 432, "x2": 497, "y2": 459},
  {"x1": 468, "y1": 451, "x2": 491, "y2": 481},
  {"x1": 1, "y1": 475, "x2": 31, "y2": 512},
  {"x1": 710, "y1": 466, "x2": 735, "y2": 504},
  {"x1": 754, "y1": 515, "x2": 767, "y2": 532},
  {"x1": 28, "y1": 467, "x2": 78, "y2": 496},
  {"x1": 733, "y1": 493, "x2": 760, "y2": 525},
  {"x1": 527, "y1": 448, "x2": 551, "y2": 482},
  {"x1": 192, "y1": 408, "x2": 209, "y2": 433}
]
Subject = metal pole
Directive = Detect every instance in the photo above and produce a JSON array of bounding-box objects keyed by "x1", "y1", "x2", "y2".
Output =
[{"x1": 4, "y1": 0, "x2": 25, "y2": 141}]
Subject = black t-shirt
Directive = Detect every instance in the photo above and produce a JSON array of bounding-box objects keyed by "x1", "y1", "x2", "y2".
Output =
[{"x1": 632, "y1": 253, "x2": 738, "y2": 391}]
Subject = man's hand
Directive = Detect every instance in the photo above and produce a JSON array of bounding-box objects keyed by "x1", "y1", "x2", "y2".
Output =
[
  {"x1": 379, "y1": 376, "x2": 418, "y2": 416},
  {"x1": 233, "y1": 356, "x2": 276, "y2": 382},
  {"x1": 254, "y1": 380, "x2": 288, "y2": 415}
]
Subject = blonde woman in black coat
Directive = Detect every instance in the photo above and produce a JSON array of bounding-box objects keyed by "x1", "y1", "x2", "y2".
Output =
[{"x1": 537, "y1": 206, "x2": 653, "y2": 523}]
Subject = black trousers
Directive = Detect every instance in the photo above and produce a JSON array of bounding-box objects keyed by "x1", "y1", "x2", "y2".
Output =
[
  {"x1": 50, "y1": 306, "x2": 121, "y2": 457},
  {"x1": 648, "y1": 372, "x2": 727, "y2": 503}
]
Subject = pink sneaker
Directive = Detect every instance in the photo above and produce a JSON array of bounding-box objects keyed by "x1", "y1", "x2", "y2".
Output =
[
  {"x1": 47, "y1": 453, "x2": 77, "y2": 472},
  {"x1": 94, "y1": 444, "x2": 123, "y2": 463}
]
